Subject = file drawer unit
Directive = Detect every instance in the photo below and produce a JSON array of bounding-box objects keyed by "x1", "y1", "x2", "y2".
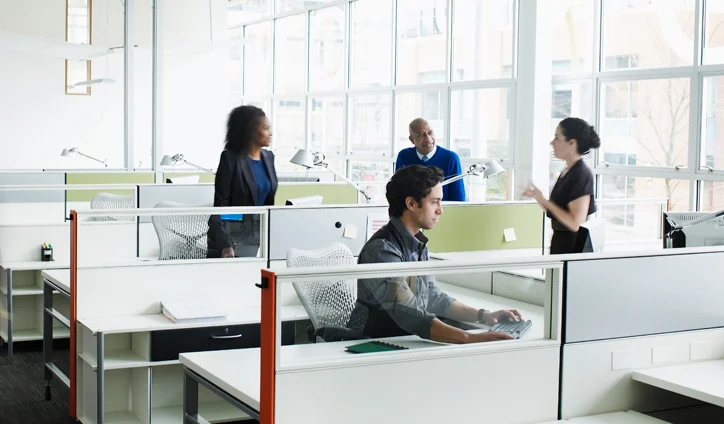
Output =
[
  {"x1": 0, "y1": 262, "x2": 70, "y2": 355},
  {"x1": 75, "y1": 316, "x2": 303, "y2": 424}
]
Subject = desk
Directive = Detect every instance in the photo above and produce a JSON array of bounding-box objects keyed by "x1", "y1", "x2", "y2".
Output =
[
  {"x1": 632, "y1": 360, "x2": 724, "y2": 408},
  {"x1": 0, "y1": 261, "x2": 69, "y2": 354},
  {"x1": 538, "y1": 411, "x2": 666, "y2": 423},
  {"x1": 40, "y1": 269, "x2": 71, "y2": 401}
]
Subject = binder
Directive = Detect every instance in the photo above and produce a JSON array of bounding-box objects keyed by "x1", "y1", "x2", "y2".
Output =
[{"x1": 345, "y1": 340, "x2": 409, "y2": 354}]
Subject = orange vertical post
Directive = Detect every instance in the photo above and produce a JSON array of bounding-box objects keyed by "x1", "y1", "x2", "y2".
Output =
[
  {"x1": 69, "y1": 210, "x2": 78, "y2": 418},
  {"x1": 259, "y1": 269, "x2": 277, "y2": 424}
]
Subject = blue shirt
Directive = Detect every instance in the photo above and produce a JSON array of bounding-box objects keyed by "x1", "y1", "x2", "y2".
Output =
[
  {"x1": 250, "y1": 158, "x2": 271, "y2": 206},
  {"x1": 395, "y1": 146, "x2": 466, "y2": 201}
]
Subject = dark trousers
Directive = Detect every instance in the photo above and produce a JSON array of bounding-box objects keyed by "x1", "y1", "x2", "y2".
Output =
[
  {"x1": 550, "y1": 230, "x2": 578, "y2": 255},
  {"x1": 207, "y1": 220, "x2": 260, "y2": 258}
]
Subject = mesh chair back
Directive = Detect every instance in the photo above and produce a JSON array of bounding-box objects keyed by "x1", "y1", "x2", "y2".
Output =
[
  {"x1": 152, "y1": 201, "x2": 210, "y2": 260},
  {"x1": 286, "y1": 243, "x2": 357, "y2": 335},
  {"x1": 89, "y1": 192, "x2": 135, "y2": 221}
]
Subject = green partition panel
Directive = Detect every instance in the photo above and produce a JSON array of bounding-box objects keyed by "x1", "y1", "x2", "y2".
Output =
[
  {"x1": 162, "y1": 172, "x2": 216, "y2": 184},
  {"x1": 275, "y1": 183, "x2": 358, "y2": 205},
  {"x1": 65, "y1": 172, "x2": 155, "y2": 201},
  {"x1": 425, "y1": 203, "x2": 543, "y2": 252}
]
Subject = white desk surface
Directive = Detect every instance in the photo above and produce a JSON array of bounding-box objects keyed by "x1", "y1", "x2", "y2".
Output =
[
  {"x1": 78, "y1": 304, "x2": 309, "y2": 335},
  {"x1": 632, "y1": 359, "x2": 724, "y2": 408},
  {"x1": 41, "y1": 269, "x2": 70, "y2": 293},
  {"x1": 180, "y1": 348, "x2": 262, "y2": 412},
  {"x1": 0, "y1": 260, "x2": 69, "y2": 271},
  {"x1": 437, "y1": 281, "x2": 545, "y2": 341},
  {"x1": 430, "y1": 248, "x2": 543, "y2": 261},
  {"x1": 538, "y1": 411, "x2": 666, "y2": 423}
]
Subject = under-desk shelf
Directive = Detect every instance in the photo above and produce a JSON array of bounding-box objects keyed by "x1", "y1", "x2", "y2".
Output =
[
  {"x1": 78, "y1": 350, "x2": 174, "y2": 371},
  {"x1": 151, "y1": 402, "x2": 248, "y2": 424},
  {"x1": 1, "y1": 327, "x2": 69, "y2": 342}
]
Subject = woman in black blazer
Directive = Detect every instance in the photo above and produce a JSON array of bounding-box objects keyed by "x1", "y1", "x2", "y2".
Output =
[{"x1": 207, "y1": 105, "x2": 278, "y2": 258}]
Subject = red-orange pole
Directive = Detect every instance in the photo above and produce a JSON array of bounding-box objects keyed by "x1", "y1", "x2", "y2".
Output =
[
  {"x1": 259, "y1": 269, "x2": 277, "y2": 424},
  {"x1": 69, "y1": 210, "x2": 78, "y2": 418}
]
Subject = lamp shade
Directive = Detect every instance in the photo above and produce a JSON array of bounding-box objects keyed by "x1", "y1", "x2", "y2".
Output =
[
  {"x1": 290, "y1": 149, "x2": 316, "y2": 169},
  {"x1": 160, "y1": 155, "x2": 175, "y2": 166},
  {"x1": 60, "y1": 148, "x2": 72, "y2": 157},
  {"x1": 483, "y1": 160, "x2": 505, "y2": 178}
]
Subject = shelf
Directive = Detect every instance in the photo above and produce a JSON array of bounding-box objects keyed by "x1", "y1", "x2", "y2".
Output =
[
  {"x1": 78, "y1": 402, "x2": 248, "y2": 424},
  {"x1": 78, "y1": 350, "x2": 161, "y2": 371},
  {"x1": 11, "y1": 287, "x2": 43, "y2": 296},
  {"x1": 152, "y1": 401, "x2": 249, "y2": 424},
  {"x1": 0, "y1": 327, "x2": 69, "y2": 342}
]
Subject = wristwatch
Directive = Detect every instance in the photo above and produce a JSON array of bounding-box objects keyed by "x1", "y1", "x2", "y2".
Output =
[{"x1": 477, "y1": 309, "x2": 487, "y2": 323}]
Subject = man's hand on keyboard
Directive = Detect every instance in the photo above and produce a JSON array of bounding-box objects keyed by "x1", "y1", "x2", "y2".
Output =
[
  {"x1": 482, "y1": 309, "x2": 522, "y2": 325},
  {"x1": 469, "y1": 331, "x2": 514, "y2": 342}
]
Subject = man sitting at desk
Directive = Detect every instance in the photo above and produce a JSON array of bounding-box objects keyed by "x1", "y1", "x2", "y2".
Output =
[{"x1": 347, "y1": 165, "x2": 522, "y2": 344}]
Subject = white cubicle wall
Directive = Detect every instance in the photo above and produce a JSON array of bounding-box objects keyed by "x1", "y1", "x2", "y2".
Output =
[
  {"x1": 265, "y1": 257, "x2": 564, "y2": 424},
  {"x1": 558, "y1": 247, "x2": 724, "y2": 418}
]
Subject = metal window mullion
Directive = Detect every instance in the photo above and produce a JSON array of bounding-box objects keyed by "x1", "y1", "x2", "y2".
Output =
[
  {"x1": 594, "y1": 67, "x2": 697, "y2": 82},
  {"x1": 271, "y1": 18, "x2": 277, "y2": 95},
  {"x1": 511, "y1": 0, "x2": 519, "y2": 79},
  {"x1": 124, "y1": 0, "x2": 135, "y2": 170},
  {"x1": 392, "y1": 0, "x2": 399, "y2": 87},
  {"x1": 305, "y1": 10, "x2": 311, "y2": 93},
  {"x1": 151, "y1": 0, "x2": 162, "y2": 174},
  {"x1": 445, "y1": 0, "x2": 453, "y2": 83},
  {"x1": 593, "y1": 166, "x2": 697, "y2": 179}
]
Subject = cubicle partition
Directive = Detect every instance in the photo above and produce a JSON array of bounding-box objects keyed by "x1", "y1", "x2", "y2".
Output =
[
  {"x1": 255, "y1": 257, "x2": 564, "y2": 424},
  {"x1": 558, "y1": 247, "x2": 724, "y2": 419}
]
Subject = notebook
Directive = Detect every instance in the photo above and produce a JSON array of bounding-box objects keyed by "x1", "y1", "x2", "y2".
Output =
[
  {"x1": 161, "y1": 301, "x2": 227, "y2": 324},
  {"x1": 345, "y1": 340, "x2": 409, "y2": 354}
]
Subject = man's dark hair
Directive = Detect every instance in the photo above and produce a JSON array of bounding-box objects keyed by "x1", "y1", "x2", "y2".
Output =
[
  {"x1": 559, "y1": 117, "x2": 601, "y2": 155},
  {"x1": 224, "y1": 105, "x2": 267, "y2": 154},
  {"x1": 387, "y1": 165, "x2": 444, "y2": 217}
]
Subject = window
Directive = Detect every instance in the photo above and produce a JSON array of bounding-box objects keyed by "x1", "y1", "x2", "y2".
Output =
[
  {"x1": 550, "y1": 0, "x2": 594, "y2": 74},
  {"x1": 703, "y1": 0, "x2": 724, "y2": 65},
  {"x1": 228, "y1": 0, "x2": 271, "y2": 26},
  {"x1": 309, "y1": 96, "x2": 345, "y2": 171},
  {"x1": 243, "y1": 22, "x2": 273, "y2": 97},
  {"x1": 349, "y1": 0, "x2": 393, "y2": 88},
  {"x1": 702, "y1": 76, "x2": 724, "y2": 170},
  {"x1": 349, "y1": 94, "x2": 392, "y2": 156},
  {"x1": 272, "y1": 98, "x2": 306, "y2": 165},
  {"x1": 309, "y1": 6, "x2": 345, "y2": 92},
  {"x1": 396, "y1": 0, "x2": 448, "y2": 85},
  {"x1": 552, "y1": 88, "x2": 573, "y2": 119},
  {"x1": 274, "y1": 14, "x2": 307, "y2": 94},
  {"x1": 65, "y1": 0, "x2": 92, "y2": 95},
  {"x1": 394, "y1": 91, "x2": 446, "y2": 155},
  {"x1": 450, "y1": 88, "x2": 511, "y2": 160}
]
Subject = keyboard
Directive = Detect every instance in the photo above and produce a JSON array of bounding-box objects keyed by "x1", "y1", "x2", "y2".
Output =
[{"x1": 489, "y1": 319, "x2": 532, "y2": 339}]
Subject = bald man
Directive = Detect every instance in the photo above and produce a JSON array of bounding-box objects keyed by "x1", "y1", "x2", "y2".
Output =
[{"x1": 394, "y1": 118, "x2": 466, "y2": 201}]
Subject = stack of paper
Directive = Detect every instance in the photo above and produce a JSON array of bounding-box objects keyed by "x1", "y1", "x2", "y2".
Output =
[{"x1": 161, "y1": 301, "x2": 227, "y2": 324}]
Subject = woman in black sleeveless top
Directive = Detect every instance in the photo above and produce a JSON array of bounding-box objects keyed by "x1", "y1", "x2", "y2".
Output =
[{"x1": 522, "y1": 118, "x2": 601, "y2": 254}]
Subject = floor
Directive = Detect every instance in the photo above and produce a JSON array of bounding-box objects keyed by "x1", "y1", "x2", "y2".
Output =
[{"x1": 0, "y1": 340, "x2": 259, "y2": 424}]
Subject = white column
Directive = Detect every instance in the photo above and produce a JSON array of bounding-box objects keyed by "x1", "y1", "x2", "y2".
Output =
[{"x1": 514, "y1": 0, "x2": 552, "y2": 197}]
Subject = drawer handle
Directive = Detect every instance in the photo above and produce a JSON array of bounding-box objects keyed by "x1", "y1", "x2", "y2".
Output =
[{"x1": 210, "y1": 334, "x2": 242, "y2": 340}]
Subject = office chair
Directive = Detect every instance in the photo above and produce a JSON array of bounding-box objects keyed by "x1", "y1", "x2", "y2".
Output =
[
  {"x1": 89, "y1": 192, "x2": 136, "y2": 221},
  {"x1": 286, "y1": 242, "x2": 362, "y2": 342},
  {"x1": 151, "y1": 201, "x2": 211, "y2": 260},
  {"x1": 574, "y1": 217, "x2": 608, "y2": 253}
]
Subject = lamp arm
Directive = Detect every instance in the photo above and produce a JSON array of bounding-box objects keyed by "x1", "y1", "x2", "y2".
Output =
[
  {"x1": 182, "y1": 160, "x2": 216, "y2": 175},
  {"x1": 442, "y1": 164, "x2": 484, "y2": 186},
  {"x1": 321, "y1": 164, "x2": 371, "y2": 202},
  {"x1": 77, "y1": 151, "x2": 108, "y2": 167},
  {"x1": 677, "y1": 208, "x2": 724, "y2": 230}
]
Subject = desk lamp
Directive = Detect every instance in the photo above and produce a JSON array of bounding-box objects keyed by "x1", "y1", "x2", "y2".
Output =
[
  {"x1": 290, "y1": 149, "x2": 371, "y2": 203},
  {"x1": 160, "y1": 154, "x2": 215, "y2": 174},
  {"x1": 60, "y1": 147, "x2": 107, "y2": 167},
  {"x1": 441, "y1": 160, "x2": 505, "y2": 186},
  {"x1": 664, "y1": 208, "x2": 724, "y2": 248}
]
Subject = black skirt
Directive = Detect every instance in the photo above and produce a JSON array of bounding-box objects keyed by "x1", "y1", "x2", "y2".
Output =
[{"x1": 550, "y1": 229, "x2": 578, "y2": 255}]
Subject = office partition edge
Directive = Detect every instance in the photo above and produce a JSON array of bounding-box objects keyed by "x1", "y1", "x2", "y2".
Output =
[
  {"x1": 69, "y1": 210, "x2": 78, "y2": 418},
  {"x1": 259, "y1": 269, "x2": 276, "y2": 424}
]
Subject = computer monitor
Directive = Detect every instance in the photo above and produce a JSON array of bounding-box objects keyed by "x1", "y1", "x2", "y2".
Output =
[
  {"x1": 285, "y1": 195, "x2": 323, "y2": 206},
  {"x1": 663, "y1": 211, "x2": 724, "y2": 248}
]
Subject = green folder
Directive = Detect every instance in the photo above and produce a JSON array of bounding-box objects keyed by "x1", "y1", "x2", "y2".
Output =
[{"x1": 345, "y1": 340, "x2": 409, "y2": 354}]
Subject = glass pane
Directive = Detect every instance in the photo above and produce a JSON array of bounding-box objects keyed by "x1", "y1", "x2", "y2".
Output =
[
  {"x1": 452, "y1": 0, "x2": 514, "y2": 81},
  {"x1": 228, "y1": 0, "x2": 271, "y2": 26},
  {"x1": 394, "y1": 91, "x2": 446, "y2": 156},
  {"x1": 550, "y1": 0, "x2": 594, "y2": 74},
  {"x1": 701, "y1": 76, "x2": 724, "y2": 170},
  {"x1": 700, "y1": 181, "x2": 724, "y2": 211},
  {"x1": 396, "y1": 0, "x2": 448, "y2": 85},
  {"x1": 348, "y1": 93, "x2": 392, "y2": 156},
  {"x1": 602, "y1": 0, "x2": 695, "y2": 70},
  {"x1": 274, "y1": 14, "x2": 307, "y2": 94},
  {"x1": 272, "y1": 98, "x2": 306, "y2": 163},
  {"x1": 309, "y1": 96, "x2": 345, "y2": 171},
  {"x1": 309, "y1": 6, "x2": 346, "y2": 92},
  {"x1": 599, "y1": 78, "x2": 690, "y2": 168},
  {"x1": 244, "y1": 22, "x2": 273, "y2": 97},
  {"x1": 599, "y1": 176, "x2": 689, "y2": 244},
  {"x1": 276, "y1": 0, "x2": 335, "y2": 14},
  {"x1": 703, "y1": 0, "x2": 724, "y2": 65},
  {"x1": 550, "y1": 82, "x2": 593, "y2": 189},
  {"x1": 350, "y1": 0, "x2": 393, "y2": 88},
  {"x1": 450, "y1": 88, "x2": 511, "y2": 160},
  {"x1": 464, "y1": 167, "x2": 510, "y2": 202},
  {"x1": 350, "y1": 161, "x2": 393, "y2": 182},
  {"x1": 228, "y1": 27, "x2": 244, "y2": 107}
]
